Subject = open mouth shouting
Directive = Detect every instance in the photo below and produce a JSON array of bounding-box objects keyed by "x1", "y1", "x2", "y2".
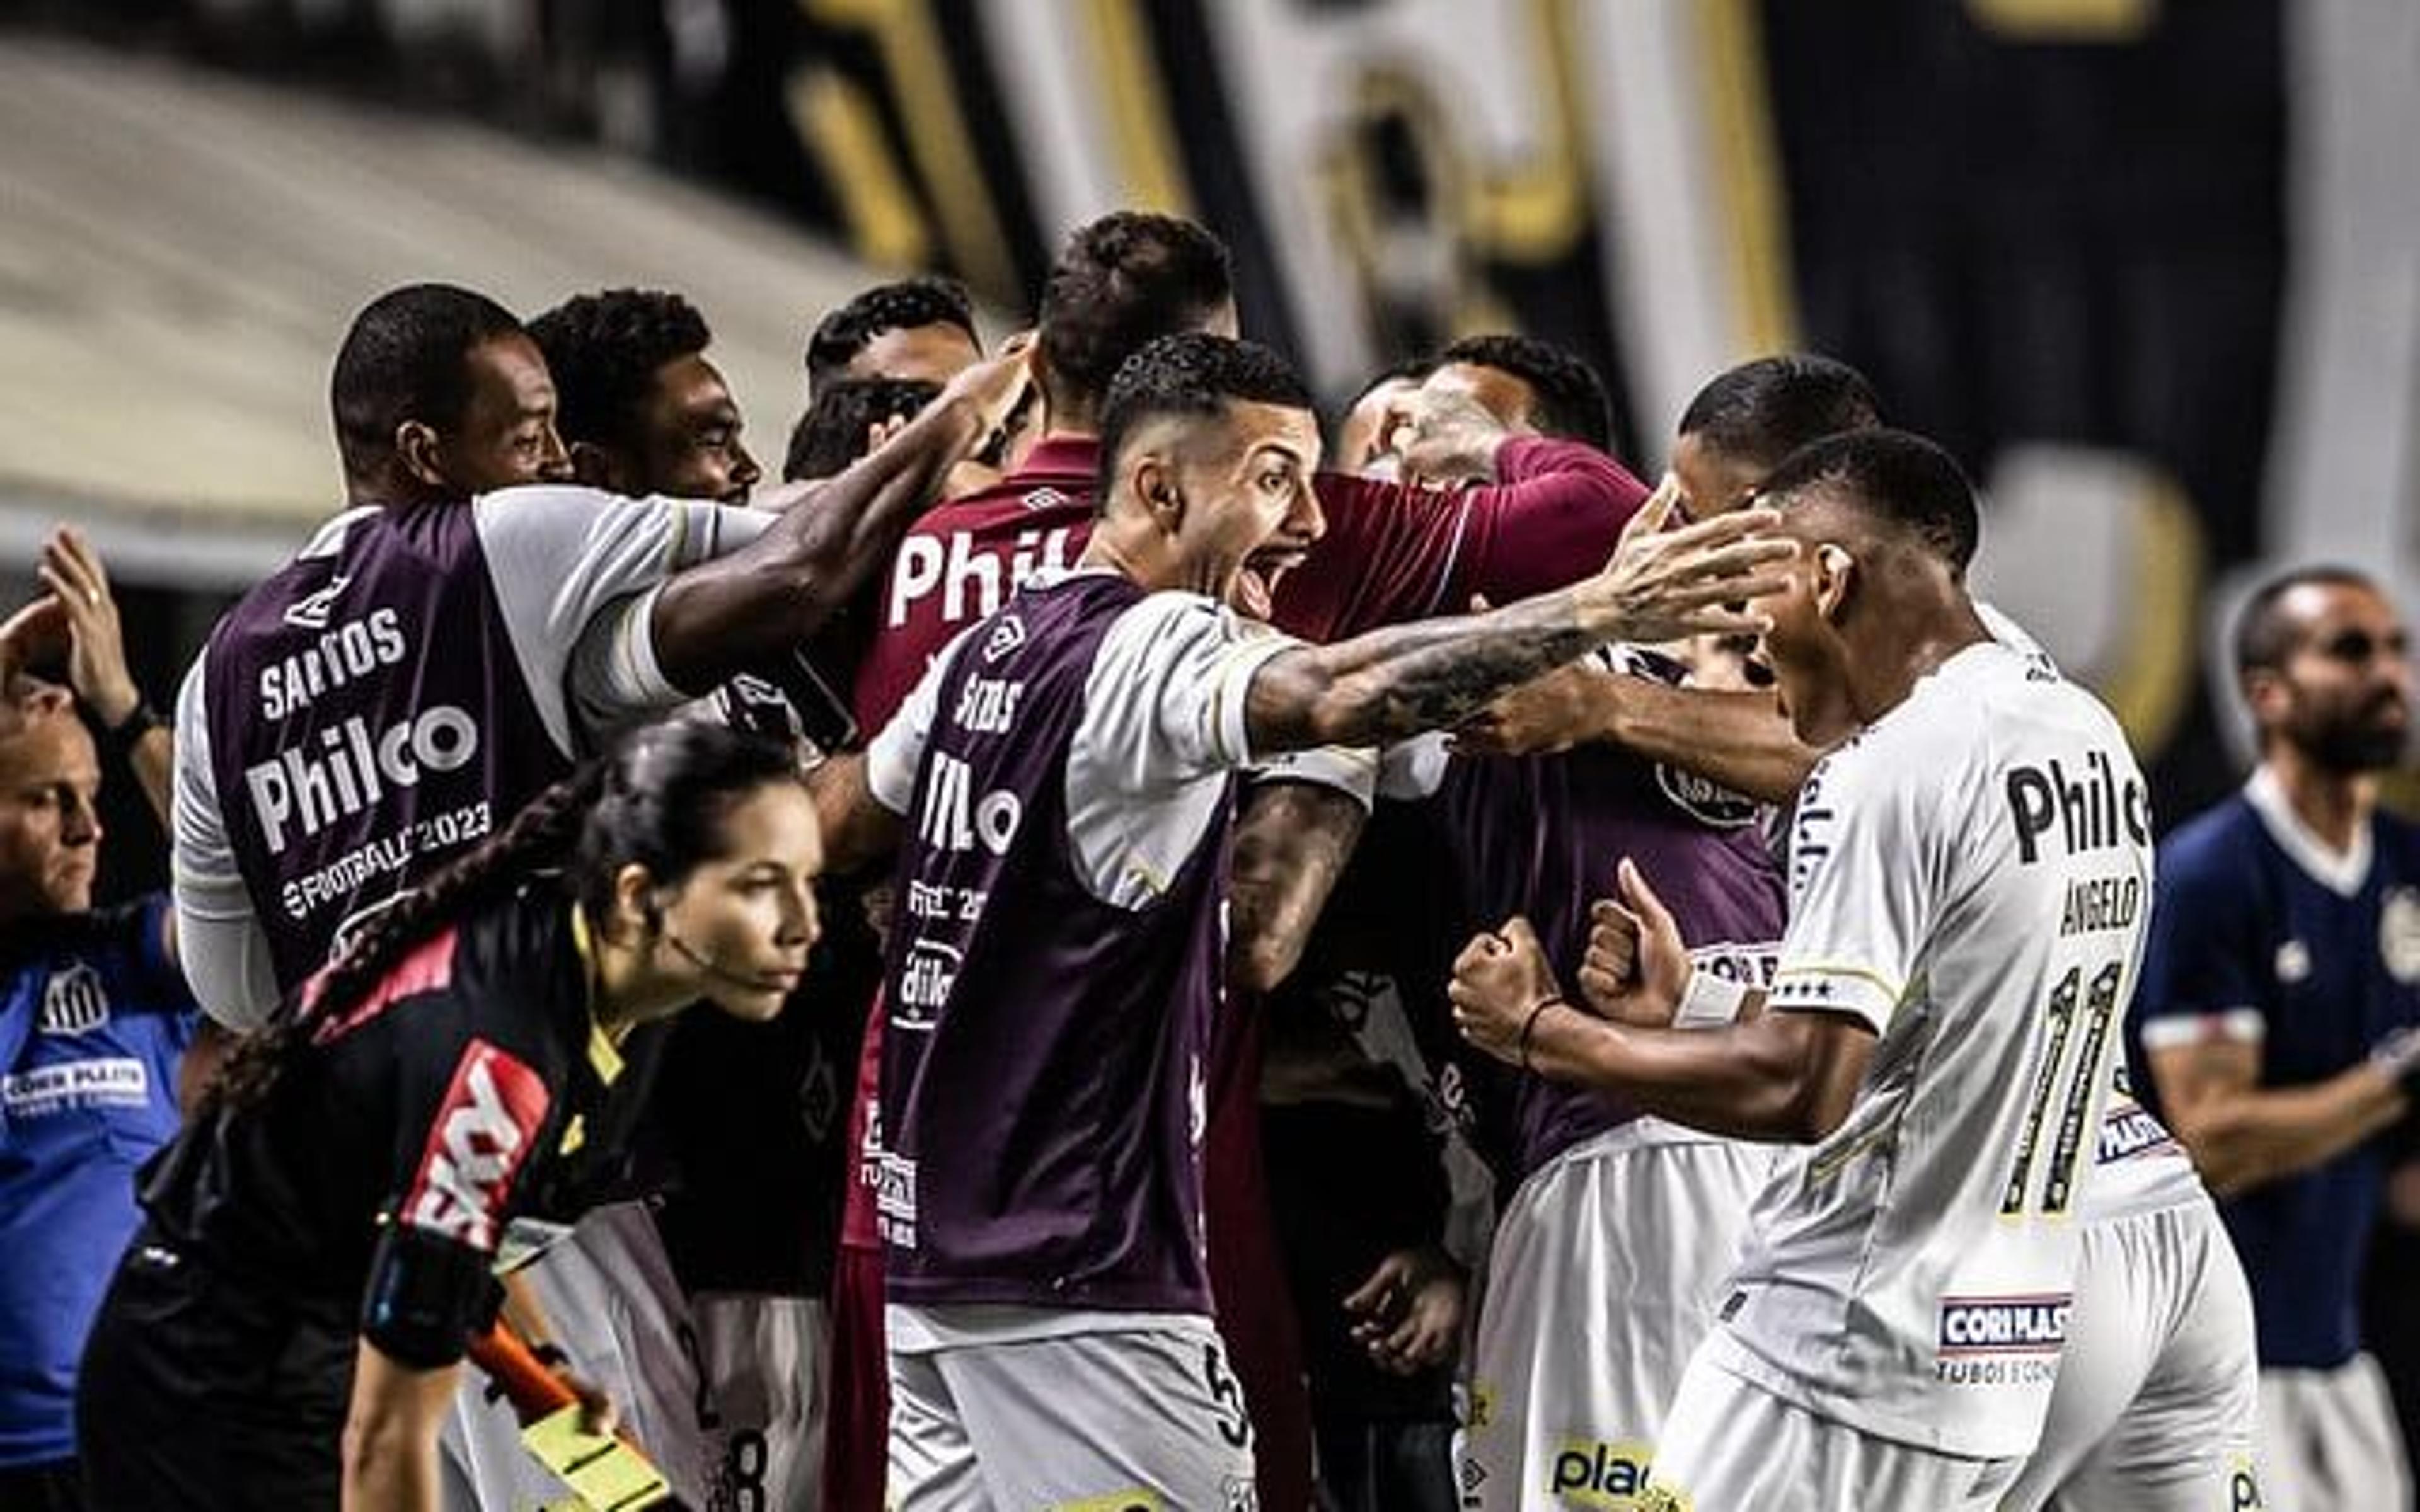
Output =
[{"x1": 1231, "y1": 546, "x2": 1306, "y2": 621}]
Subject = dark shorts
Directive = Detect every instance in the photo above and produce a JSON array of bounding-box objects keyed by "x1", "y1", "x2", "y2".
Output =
[
  {"x1": 0, "y1": 1458, "x2": 85, "y2": 1512},
  {"x1": 75, "y1": 1232, "x2": 354, "y2": 1511}
]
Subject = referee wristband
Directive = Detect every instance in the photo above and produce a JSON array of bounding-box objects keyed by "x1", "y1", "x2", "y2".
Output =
[{"x1": 1675, "y1": 968, "x2": 1751, "y2": 1029}]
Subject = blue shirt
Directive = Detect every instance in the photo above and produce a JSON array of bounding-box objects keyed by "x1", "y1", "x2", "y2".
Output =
[
  {"x1": 0, "y1": 896, "x2": 195, "y2": 1466},
  {"x1": 2131, "y1": 772, "x2": 2420, "y2": 1368}
]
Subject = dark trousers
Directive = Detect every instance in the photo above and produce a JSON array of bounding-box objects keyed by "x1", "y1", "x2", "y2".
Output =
[{"x1": 75, "y1": 1234, "x2": 354, "y2": 1510}]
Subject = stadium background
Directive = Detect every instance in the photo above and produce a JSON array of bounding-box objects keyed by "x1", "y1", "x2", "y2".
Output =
[{"x1": 1, "y1": 0, "x2": 2414, "y2": 910}]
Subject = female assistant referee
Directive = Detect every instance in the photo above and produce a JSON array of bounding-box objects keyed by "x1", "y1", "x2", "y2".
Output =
[{"x1": 76, "y1": 721, "x2": 822, "y2": 1508}]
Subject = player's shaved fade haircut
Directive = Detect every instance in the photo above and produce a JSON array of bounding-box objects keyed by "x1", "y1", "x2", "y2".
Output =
[
  {"x1": 529, "y1": 288, "x2": 713, "y2": 453},
  {"x1": 1678, "y1": 353, "x2": 1882, "y2": 473},
  {"x1": 330, "y1": 283, "x2": 524, "y2": 478},
  {"x1": 805, "y1": 277, "x2": 977, "y2": 391},
  {"x1": 1039, "y1": 212, "x2": 1234, "y2": 414},
  {"x1": 2234, "y1": 565, "x2": 2382, "y2": 677},
  {"x1": 1758, "y1": 428, "x2": 1980, "y2": 575},
  {"x1": 1095, "y1": 333, "x2": 1313, "y2": 510},
  {"x1": 1439, "y1": 333, "x2": 1614, "y2": 451},
  {"x1": 784, "y1": 377, "x2": 942, "y2": 483}
]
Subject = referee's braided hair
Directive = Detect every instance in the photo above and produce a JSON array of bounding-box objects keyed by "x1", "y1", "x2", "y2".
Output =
[{"x1": 207, "y1": 722, "x2": 802, "y2": 1113}]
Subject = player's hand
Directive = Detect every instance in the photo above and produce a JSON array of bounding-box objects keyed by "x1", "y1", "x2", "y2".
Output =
[
  {"x1": 1387, "y1": 379, "x2": 1512, "y2": 489},
  {"x1": 1449, "y1": 916, "x2": 1564, "y2": 1065},
  {"x1": 0, "y1": 592, "x2": 67, "y2": 693},
  {"x1": 548, "y1": 1360, "x2": 622, "y2": 1440},
  {"x1": 1576, "y1": 859, "x2": 1689, "y2": 1026},
  {"x1": 938, "y1": 331, "x2": 1036, "y2": 452},
  {"x1": 1579, "y1": 478, "x2": 1792, "y2": 645},
  {"x1": 1342, "y1": 1246, "x2": 1467, "y2": 1375},
  {"x1": 35, "y1": 529, "x2": 141, "y2": 726}
]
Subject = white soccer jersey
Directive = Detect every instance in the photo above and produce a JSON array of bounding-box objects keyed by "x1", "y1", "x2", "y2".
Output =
[{"x1": 1707, "y1": 640, "x2": 2155, "y2": 1459}]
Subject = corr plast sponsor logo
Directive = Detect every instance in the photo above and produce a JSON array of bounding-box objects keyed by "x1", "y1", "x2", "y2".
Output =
[
  {"x1": 1937, "y1": 1293, "x2": 2071, "y2": 1355},
  {"x1": 1549, "y1": 1438, "x2": 1656, "y2": 1508}
]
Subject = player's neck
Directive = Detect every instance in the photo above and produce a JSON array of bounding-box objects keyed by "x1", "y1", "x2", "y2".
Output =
[
  {"x1": 1850, "y1": 598, "x2": 1991, "y2": 727},
  {"x1": 2261, "y1": 749, "x2": 2374, "y2": 855}
]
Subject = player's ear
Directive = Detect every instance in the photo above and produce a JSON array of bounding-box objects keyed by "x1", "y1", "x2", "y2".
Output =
[
  {"x1": 1133, "y1": 454, "x2": 1185, "y2": 534},
  {"x1": 396, "y1": 420, "x2": 446, "y2": 488},
  {"x1": 565, "y1": 439, "x2": 628, "y2": 494},
  {"x1": 1812, "y1": 542, "x2": 1855, "y2": 622}
]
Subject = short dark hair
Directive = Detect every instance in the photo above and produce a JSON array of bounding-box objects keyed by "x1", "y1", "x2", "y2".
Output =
[
  {"x1": 783, "y1": 377, "x2": 942, "y2": 482},
  {"x1": 1677, "y1": 354, "x2": 1882, "y2": 473},
  {"x1": 1757, "y1": 428, "x2": 1979, "y2": 573},
  {"x1": 528, "y1": 289, "x2": 713, "y2": 452},
  {"x1": 1039, "y1": 212, "x2": 1233, "y2": 414},
  {"x1": 1438, "y1": 333, "x2": 1613, "y2": 450},
  {"x1": 805, "y1": 277, "x2": 977, "y2": 391},
  {"x1": 1096, "y1": 333, "x2": 1314, "y2": 508},
  {"x1": 330, "y1": 283, "x2": 524, "y2": 478},
  {"x1": 2233, "y1": 566, "x2": 2380, "y2": 676}
]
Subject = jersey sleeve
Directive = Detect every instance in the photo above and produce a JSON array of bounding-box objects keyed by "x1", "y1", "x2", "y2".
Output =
[
  {"x1": 1247, "y1": 743, "x2": 1379, "y2": 808},
  {"x1": 1276, "y1": 441, "x2": 1647, "y2": 642},
  {"x1": 2133, "y1": 834, "x2": 2267, "y2": 1052},
  {"x1": 1766, "y1": 738, "x2": 1940, "y2": 1034},
  {"x1": 865, "y1": 624, "x2": 976, "y2": 816},
  {"x1": 390, "y1": 1034, "x2": 556, "y2": 1257},
  {"x1": 474, "y1": 486, "x2": 775, "y2": 750},
  {"x1": 170, "y1": 655, "x2": 283, "y2": 1030},
  {"x1": 1080, "y1": 593, "x2": 1301, "y2": 789}
]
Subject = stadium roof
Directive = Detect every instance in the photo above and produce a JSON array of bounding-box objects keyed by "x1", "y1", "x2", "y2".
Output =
[{"x1": 0, "y1": 35, "x2": 918, "y2": 587}]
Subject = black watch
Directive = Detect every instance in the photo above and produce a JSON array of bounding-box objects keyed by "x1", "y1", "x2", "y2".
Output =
[{"x1": 98, "y1": 699, "x2": 163, "y2": 762}]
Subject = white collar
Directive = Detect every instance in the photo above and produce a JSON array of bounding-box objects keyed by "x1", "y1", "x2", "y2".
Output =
[{"x1": 2244, "y1": 766, "x2": 2373, "y2": 898}]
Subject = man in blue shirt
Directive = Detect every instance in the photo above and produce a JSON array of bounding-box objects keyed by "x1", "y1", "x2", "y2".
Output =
[
  {"x1": 2135, "y1": 564, "x2": 2420, "y2": 1511},
  {"x1": 0, "y1": 530, "x2": 193, "y2": 1509}
]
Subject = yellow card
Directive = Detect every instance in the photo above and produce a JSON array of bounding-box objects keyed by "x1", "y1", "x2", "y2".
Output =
[{"x1": 520, "y1": 1404, "x2": 672, "y2": 1511}]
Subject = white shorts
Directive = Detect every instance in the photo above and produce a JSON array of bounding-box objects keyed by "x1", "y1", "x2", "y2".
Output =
[
  {"x1": 440, "y1": 1202, "x2": 723, "y2": 1511},
  {"x1": 886, "y1": 1304, "x2": 1258, "y2": 1511},
  {"x1": 1644, "y1": 1348, "x2": 2020, "y2": 1511},
  {"x1": 2003, "y1": 1198, "x2": 2261, "y2": 1511},
  {"x1": 1465, "y1": 1128, "x2": 1770, "y2": 1512},
  {"x1": 691, "y1": 1292, "x2": 828, "y2": 1511},
  {"x1": 2256, "y1": 1352, "x2": 2412, "y2": 1512}
]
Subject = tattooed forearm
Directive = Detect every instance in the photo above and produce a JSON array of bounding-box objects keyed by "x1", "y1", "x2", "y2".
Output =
[{"x1": 1247, "y1": 589, "x2": 1602, "y2": 752}]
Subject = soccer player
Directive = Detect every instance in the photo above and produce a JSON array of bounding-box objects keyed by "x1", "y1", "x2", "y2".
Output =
[
  {"x1": 785, "y1": 376, "x2": 942, "y2": 485},
  {"x1": 79, "y1": 723, "x2": 821, "y2": 1508},
  {"x1": 1384, "y1": 626, "x2": 1783, "y2": 1512},
  {"x1": 0, "y1": 534, "x2": 192, "y2": 1509},
  {"x1": 1448, "y1": 428, "x2": 2155, "y2": 1508},
  {"x1": 171, "y1": 281, "x2": 1024, "y2": 1029},
  {"x1": 530, "y1": 287, "x2": 762, "y2": 507},
  {"x1": 804, "y1": 276, "x2": 984, "y2": 396},
  {"x1": 2134, "y1": 566, "x2": 2420, "y2": 1511},
  {"x1": 814, "y1": 331, "x2": 1787, "y2": 1505}
]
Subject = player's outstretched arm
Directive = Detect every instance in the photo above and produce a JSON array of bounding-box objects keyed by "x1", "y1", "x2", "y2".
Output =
[
  {"x1": 1453, "y1": 666, "x2": 1819, "y2": 806},
  {"x1": 1449, "y1": 866, "x2": 1872, "y2": 1143},
  {"x1": 647, "y1": 341, "x2": 1032, "y2": 693},
  {"x1": 1244, "y1": 508, "x2": 1792, "y2": 755}
]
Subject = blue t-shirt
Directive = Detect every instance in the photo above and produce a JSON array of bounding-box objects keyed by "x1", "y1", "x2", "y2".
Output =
[
  {"x1": 0, "y1": 896, "x2": 196, "y2": 1466},
  {"x1": 2130, "y1": 775, "x2": 2420, "y2": 1368}
]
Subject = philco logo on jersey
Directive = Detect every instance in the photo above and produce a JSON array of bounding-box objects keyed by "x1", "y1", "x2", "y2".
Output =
[
  {"x1": 2005, "y1": 748, "x2": 2150, "y2": 864},
  {"x1": 403, "y1": 1040, "x2": 548, "y2": 1253},
  {"x1": 1654, "y1": 762, "x2": 1759, "y2": 828},
  {"x1": 38, "y1": 963, "x2": 108, "y2": 1035},
  {"x1": 894, "y1": 937, "x2": 964, "y2": 1024},
  {"x1": 245, "y1": 706, "x2": 481, "y2": 854},
  {"x1": 886, "y1": 526, "x2": 1076, "y2": 628},
  {"x1": 1936, "y1": 1293, "x2": 2070, "y2": 1355},
  {"x1": 916, "y1": 752, "x2": 1023, "y2": 856},
  {"x1": 1549, "y1": 1438, "x2": 1656, "y2": 1506},
  {"x1": 257, "y1": 607, "x2": 408, "y2": 718}
]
